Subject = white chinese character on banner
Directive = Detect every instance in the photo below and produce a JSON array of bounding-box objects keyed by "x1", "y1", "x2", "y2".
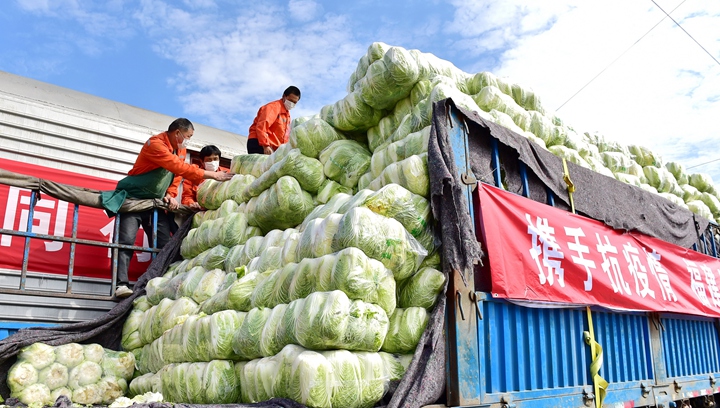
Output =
[
  {"x1": 565, "y1": 227, "x2": 596, "y2": 291},
  {"x1": 645, "y1": 249, "x2": 677, "y2": 302},
  {"x1": 1, "y1": 186, "x2": 68, "y2": 251},
  {"x1": 99, "y1": 221, "x2": 151, "y2": 262},
  {"x1": 685, "y1": 259, "x2": 710, "y2": 306},
  {"x1": 595, "y1": 233, "x2": 631, "y2": 295},
  {"x1": 701, "y1": 264, "x2": 720, "y2": 308},
  {"x1": 526, "y1": 213, "x2": 565, "y2": 287},
  {"x1": 622, "y1": 243, "x2": 655, "y2": 299}
]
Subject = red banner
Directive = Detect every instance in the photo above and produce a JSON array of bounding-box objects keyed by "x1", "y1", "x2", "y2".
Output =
[
  {"x1": 476, "y1": 183, "x2": 720, "y2": 317},
  {"x1": 0, "y1": 158, "x2": 150, "y2": 280}
]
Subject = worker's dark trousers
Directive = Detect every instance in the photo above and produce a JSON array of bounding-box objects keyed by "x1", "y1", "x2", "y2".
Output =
[
  {"x1": 116, "y1": 210, "x2": 174, "y2": 287},
  {"x1": 246, "y1": 138, "x2": 264, "y2": 154}
]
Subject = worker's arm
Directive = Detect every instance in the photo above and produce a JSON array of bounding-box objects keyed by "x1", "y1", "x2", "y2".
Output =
[{"x1": 181, "y1": 177, "x2": 198, "y2": 206}]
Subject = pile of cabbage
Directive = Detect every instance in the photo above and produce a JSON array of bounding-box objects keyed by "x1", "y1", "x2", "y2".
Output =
[
  {"x1": 6, "y1": 343, "x2": 135, "y2": 406},
  {"x1": 18, "y1": 41, "x2": 716, "y2": 408}
]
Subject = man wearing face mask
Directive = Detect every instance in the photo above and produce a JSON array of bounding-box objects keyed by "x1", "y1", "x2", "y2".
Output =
[
  {"x1": 100, "y1": 118, "x2": 233, "y2": 298},
  {"x1": 246, "y1": 86, "x2": 301, "y2": 155},
  {"x1": 181, "y1": 145, "x2": 225, "y2": 210}
]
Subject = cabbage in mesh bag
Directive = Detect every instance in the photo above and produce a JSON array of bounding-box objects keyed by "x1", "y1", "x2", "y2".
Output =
[
  {"x1": 332, "y1": 206, "x2": 427, "y2": 280},
  {"x1": 246, "y1": 176, "x2": 315, "y2": 234},
  {"x1": 289, "y1": 116, "x2": 346, "y2": 159}
]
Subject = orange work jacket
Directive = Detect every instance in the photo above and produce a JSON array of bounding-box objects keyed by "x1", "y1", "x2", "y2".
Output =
[
  {"x1": 247, "y1": 99, "x2": 290, "y2": 150},
  {"x1": 128, "y1": 131, "x2": 205, "y2": 198}
]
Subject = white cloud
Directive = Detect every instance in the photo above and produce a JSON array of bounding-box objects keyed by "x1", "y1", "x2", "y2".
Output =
[
  {"x1": 133, "y1": 1, "x2": 363, "y2": 133},
  {"x1": 288, "y1": 0, "x2": 321, "y2": 22},
  {"x1": 449, "y1": 0, "x2": 720, "y2": 180}
]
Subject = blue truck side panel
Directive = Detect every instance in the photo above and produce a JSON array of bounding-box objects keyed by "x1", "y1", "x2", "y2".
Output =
[
  {"x1": 445, "y1": 102, "x2": 720, "y2": 407},
  {"x1": 0, "y1": 321, "x2": 56, "y2": 341}
]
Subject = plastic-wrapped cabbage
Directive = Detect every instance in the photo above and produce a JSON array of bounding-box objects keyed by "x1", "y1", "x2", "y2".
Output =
[
  {"x1": 230, "y1": 154, "x2": 270, "y2": 177},
  {"x1": 681, "y1": 184, "x2": 703, "y2": 202},
  {"x1": 240, "y1": 149, "x2": 326, "y2": 202},
  {"x1": 283, "y1": 348, "x2": 334, "y2": 408},
  {"x1": 355, "y1": 47, "x2": 418, "y2": 111},
  {"x1": 67, "y1": 361, "x2": 102, "y2": 389},
  {"x1": 247, "y1": 246, "x2": 284, "y2": 274},
  {"x1": 315, "y1": 179, "x2": 353, "y2": 204},
  {"x1": 234, "y1": 235, "x2": 264, "y2": 268},
  {"x1": 15, "y1": 383, "x2": 53, "y2": 406},
  {"x1": 233, "y1": 307, "x2": 273, "y2": 360},
  {"x1": 368, "y1": 153, "x2": 429, "y2": 197},
  {"x1": 281, "y1": 232, "x2": 301, "y2": 265},
  {"x1": 224, "y1": 244, "x2": 245, "y2": 274},
  {"x1": 689, "y1": 173, "x2": 715, "y2": 193},
  {"x1": 251, "y1": 266, "x2": 296, "y2": 309},
  {"x1": 136, "y1": 338, "x2": 165, "y2": 375},
  {"x1": 296, "y1": 213, "x2": 343, "y2": 260},
  {"x1": 628, "y1": 145, "x2": 662, "y2": 167},
  {"x1": 528, "y1": 111, "x2": 566, "y2": 147},
  {"x1": 199, "y1": 271, "x2": 267, "y2": 314},
  {"x1": 18, "y1": 342, "x2": 56, "y2": 370},
  {"x1": 371, "y1": 126, "x2": 430, "y2": 178},
  {"x1": 643, "y1": 166, "x2": 681, "y2": 195},
  {"x1": 140, "y1": 297, "x2": 199, "y2": 345},
  {"x1": 165, "y1": 310, "x2": 246, "y2": 363},
  {"x1": 548, "y1": 145, "x2": 591, "y2": 169},
  {"x1": 328, "y1": 247, "x2": 396, "y2": 316},
  {"x1": 246, "y1": 176, "x2": 315, "y2": 234},
  {"x1": 639, "y1": 184, "x2": 658, "y2": 194},
  {"x1": 161, "y1": 360, "x2": 239, "y2": 404},
  {"x1": 128, "y1": 372, "x2": 161, "y2": 397},
  {"x1": 687, "y1": 200, "x2": 714, "y2": 220},
  {"x1": 145, "y1": 276, "x2": 169, "y2": 305},
  {"x1": 659, "y1": 192, "x2": 686, "y2": 207},
  {"x1": 397, "y1": 267, "x2": 445, "y2": 309},
  {"x1": 8, "y1": 361, "x2": 39, "y2": 393},
  {"x1": 585, "y1": 156, "x2": 615, "y2": 178},
  {"x1": 382, "y1": 307, "x2": 429, "y2": 353},
  {"x1": 196, "y1": 180, "x2": 219, "y2": 210},
  {"x1": 602, "y1": 151, "x2": 635, "y2": 174},
  {"x1": 300, "y1": 192, "x2": 353, "y2": 230},
  {"x1": 190, "y1": 268, "x2": 226, "y2": 303},
  {"x1": 362, "y1": 184, "x2": 436, "y2": 252},
  {"x1": 97, "y1": 376, "x2": 128, "y2": 404},
  {"x1": 474, "y1": 85, "x2": 531, "y2": 132},
  {"x1": 54, "y1": 343, "x2": 84, "y2": 369},
  {"x1": 357, "y1": 172, "x2": 374, "y2": 190},
  {"x1": 101, "y1": 351, "x2": 135, "y2": 381},
  {"x1": 615, "y1": 173, "x2": 643, "y2": 188},
  {"x1": 318, "y1": 140, "x2": 372, "y2": 189},
  {"x1": 701, "y1": 192, "x2": 720, "y2": 217},
  {"x1": 289, "y1": 116, "x2": 346, "y2": 159},
  {"x1": 333, "y1": 207, "x2": 427, "y2": 280},
  {"x1": 322, "y1": 90, "x2": 384, "y2": 133},
  {"x1": 83, "y1": 344, "x2": 105, "y2": 364},
  {"x1": 666, "y1": 161, "x2": 689, "y2": 185}
]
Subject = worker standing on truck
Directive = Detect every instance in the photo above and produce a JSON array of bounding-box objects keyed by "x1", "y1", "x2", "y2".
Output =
[
  {"x1": 100, "y1": 118, "x2": 233, "y2": 298},
  {"x1": 181, "y1": 144, "x2": 225, "y2": 209},
  {"x1": 246, "y1": 86, "x2": 301, "y2": 155}
]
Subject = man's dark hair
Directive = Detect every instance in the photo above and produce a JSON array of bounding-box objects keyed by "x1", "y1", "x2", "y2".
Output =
[
  {"x1": 168, "y1": 118, "x2": 194, "y2": 132},
  {"x1": 283, "y1": 86, "x2": 301, "y2": 99},
  {"x1": 199, "y1": 145, "x2": 222, "y2": 159}
]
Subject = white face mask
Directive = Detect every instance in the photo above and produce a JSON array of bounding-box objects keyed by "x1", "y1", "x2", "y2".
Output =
[
  {"x1": 284, "y1": 100, "x2": 296, "y2": 111},
  {"x1": 204, "y1": 160, "x2": 220, "y2": 172},
  {"x1": 176, "y1": 132, "x2": 188, "y2": 149}
]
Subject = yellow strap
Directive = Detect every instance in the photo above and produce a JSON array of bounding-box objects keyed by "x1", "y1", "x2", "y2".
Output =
[
  {"x1": 584, "y1": 307, "x2": 608, "y2": 408},
  {"x1": 562, "y1": 158, "x2": 576, "y2": 214}
]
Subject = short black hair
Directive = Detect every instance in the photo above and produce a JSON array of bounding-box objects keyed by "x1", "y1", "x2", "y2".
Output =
[
  {"x1": 283, "y1": 86, "x2": 301, "y2": 99},
  {"x1": 199, "y1": 145, "x2": 221, "y2": 159},
  {"x1": 168, "y1": 118, "x2": 194, "y2": 132}
]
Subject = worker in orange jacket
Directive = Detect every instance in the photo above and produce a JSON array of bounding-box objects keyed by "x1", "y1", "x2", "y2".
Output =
[
  {"x1": 246, "y1": 86, "x2": 301, "y2": 155},
  {"x1": 181, "y1": 145, "x2": 225, "y2": 209},
  {"x1": 101, "y1": 118, "x2": 232, "y2": 298}
]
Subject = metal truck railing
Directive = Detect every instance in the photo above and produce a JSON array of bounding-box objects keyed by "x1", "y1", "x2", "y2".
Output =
[
  {"x1": 0, "y1": 180, "x2": 164, "y2": 301},
  {"x1": 443, "y1": 102, "x2": 720, "y2": 408}
]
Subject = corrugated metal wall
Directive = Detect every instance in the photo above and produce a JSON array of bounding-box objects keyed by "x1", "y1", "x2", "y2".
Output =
[{"x1": 0, "y1": 70, "x2": 247, "y2": 181}]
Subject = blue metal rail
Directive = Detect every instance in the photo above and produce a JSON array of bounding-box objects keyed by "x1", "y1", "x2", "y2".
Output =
[
  {"x1": 0, "y1": 186, "x2": 162, "y2": 300},
  {"x1": 445, "y1": 104, "x2": 720, "y2": 407}
]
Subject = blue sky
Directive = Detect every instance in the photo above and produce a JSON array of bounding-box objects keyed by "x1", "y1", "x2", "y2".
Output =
[{"x1": 1, "y1": 0, "x2": 719, "y2": 180}]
